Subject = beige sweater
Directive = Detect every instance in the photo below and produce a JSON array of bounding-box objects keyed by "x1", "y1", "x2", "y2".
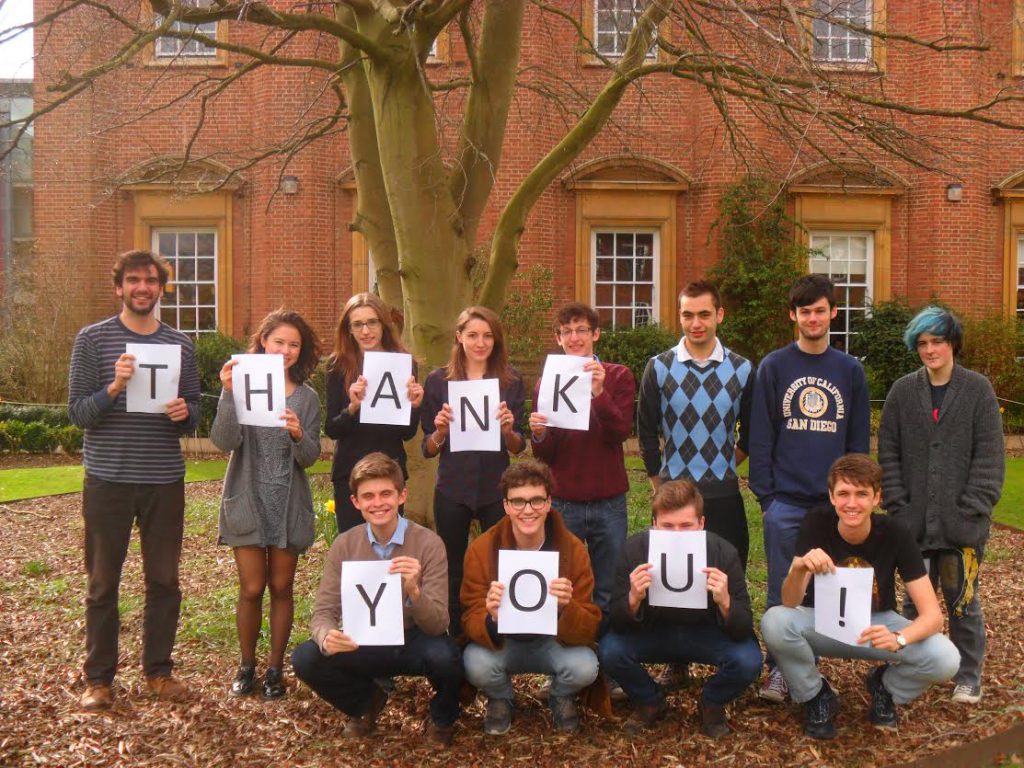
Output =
[{"x1": 309, "y1": 520, "x2": 449, "y2": 652}]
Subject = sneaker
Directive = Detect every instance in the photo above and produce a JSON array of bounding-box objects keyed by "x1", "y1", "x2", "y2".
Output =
[
  {"x1": 549, "y1": 694, "x2": 580, "y2": 733},
  {"x1": 80, "y1": 683, "x2": 113, "y2": 711},
  {"x1": 230, "y1": 664, "x2": 256, "y2": 697},
  {"x1": 424, "y1": 719, "x2": 455, "y2": 748},
  {"x1": 262, "y1": 666, "x2": 286, "y2": 700},
  {"x1": 483, "y1": 698, "x2": 514, "y2": 736},
  {"x1": 802, "y1": 678, "x2": 839, "y2": 740},
  {"x1": 608, "y1": 678, "x2": 628, "y2": 703},
  {"x1": 655, "y1": 663, "x2": 691, "y2": 692},
  {"x1": 146, "y1": 675, "x2": 190, "y2": 702},
  {"x1": 343, "y1": 683, "x2": 388, "y2": 738},
  {"x1": 758, "y1": 666, "x2": 788, "y2": 703},
  {"x1": 865, "y1": 665, "x2": 898, "y2": 731},
  {"x1": 951, "y1": 684, "x2": 983, "y2": 704},
  {"x1": 623, "y1": 699, "x2": 667, "y2": 734},
  {"x1": 698, "y1": 699, "x2": 732, "y2": 739}
]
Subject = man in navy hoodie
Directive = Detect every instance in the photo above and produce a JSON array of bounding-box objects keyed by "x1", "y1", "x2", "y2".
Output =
[{"x1": 748, "y1": 274, "x2": 870, "y2": 702}]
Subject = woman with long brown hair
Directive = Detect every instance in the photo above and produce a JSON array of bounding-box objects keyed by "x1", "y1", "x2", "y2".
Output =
[
  {"x1": 326, "y1": 293, "x2": 424, "y2": 533},
  {"x1": 211, "y1": 309, "x2": 323, "y2": 699},
  {"x1": 421, "y1": 305, "x2": 526, "y2": 634}
]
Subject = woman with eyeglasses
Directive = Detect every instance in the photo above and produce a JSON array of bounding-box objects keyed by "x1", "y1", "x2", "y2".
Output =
[
  {"x1": 421, "y1": 305, "x2": 526, "y2": 635},
  {"x1": 326, "y1": 293, "x2": 424, "y2": 534}
]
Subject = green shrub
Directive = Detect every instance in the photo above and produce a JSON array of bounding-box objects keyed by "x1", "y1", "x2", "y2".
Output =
[
  {"x1": 961, "y1": 314, "x2": 1024, "y2": 404},
  {"x1": 500, "y1": 265, "x2": 555, "y2": 368},
  {"x1": 0, "y1": 404, "x2": 70, "y2": 427},
  {"x1": 0, "y1": 420, "x2": 28, "y2": 452},
  {"x1": 55, "y1": 425, "x2": 84, "y2": 453},
  {"x1": 21, "y1": 422, "x2": 56, "y2": 453},
  {"x1": 708, "y1": 176, "x2": 807, "y2": 364},
  {"x1": 596, "y1": 324, "x2": 678, "y2": 386},
  {"x1": 194, "y1": 331, "x2": 247, "y2": 436},
  {"x1": 850, "y1": 298, "x2": 920, "y2": 399}
]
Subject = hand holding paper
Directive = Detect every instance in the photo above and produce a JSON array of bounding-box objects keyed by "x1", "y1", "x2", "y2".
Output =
[
  {"x1": 231, "y1": 353, "x2": 287, "y2": 427},
  {"x1": 813, "y1": 567, "x2": 874, "y2": 646},
  {"x1": 125, "y1": 343, "x2": 182, "y2": 414},
  {"x1": 536, "y1": 355, "x2": 592, "y2": 431}
]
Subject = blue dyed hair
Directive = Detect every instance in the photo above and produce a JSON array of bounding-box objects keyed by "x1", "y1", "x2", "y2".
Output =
[{"x1": 903, "y1": 306, "x2": 963, "y2": 356}]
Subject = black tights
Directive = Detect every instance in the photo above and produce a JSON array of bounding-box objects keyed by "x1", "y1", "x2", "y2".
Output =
[{"x1": 233, "y1": 546, "x2": 299, "y2": 669}]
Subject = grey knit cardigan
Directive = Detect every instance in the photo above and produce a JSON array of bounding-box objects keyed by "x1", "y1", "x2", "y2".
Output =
[
  {"x1": 210, "y1": 384, "x2": 322, "y2": 552},
  {"x1": 878, "y1": 364, "x2": 1004, "y2": 550}
]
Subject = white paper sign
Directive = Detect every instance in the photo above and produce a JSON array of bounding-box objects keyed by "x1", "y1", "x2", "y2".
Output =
[
  {"x1": 814, "y1": 567, "x2": 874, "y2": 646},
  {"x1": 497, "y1": 549, "x2": 559, "y2": 635},
  {"x1": 341, "y1": 560, "x2": 405, "y2": 646},
  {"x1": 647, "y1": 530, "x2": 708, "y2": 609},
  {"x1": 361, "y1": 351, "x2": 413, "y2": 426},
  {"x1": 448, "y1": 378, "x2": 501, "y2": 453},
  {"x1": 231, "y1": 354, "x2": 287, "y2": 427},
  {"x1": 537, "y1": 355, "x2": 592, "y2": 431},
  {"x1": 125, "y1": 343, "x2": 181, "y2": 414}
]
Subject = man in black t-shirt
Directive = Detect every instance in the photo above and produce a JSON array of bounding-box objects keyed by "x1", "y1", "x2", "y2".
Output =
[{"x1": 760, "y1": 454, "x2": 959, "y2": 740}]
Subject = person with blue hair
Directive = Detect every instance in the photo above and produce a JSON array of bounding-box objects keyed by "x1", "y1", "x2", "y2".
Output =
[{"x1": 878, "y1": 305, "x2": 1004, "y2": 705}]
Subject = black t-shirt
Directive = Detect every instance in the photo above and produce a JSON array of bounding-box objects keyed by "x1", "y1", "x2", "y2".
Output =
[
  {"x1": 930, "y1": 383, "x2": 949, "y2": 420},
  {"x1": 795, "y1": 506, "x2": 927, "y2": 612}
]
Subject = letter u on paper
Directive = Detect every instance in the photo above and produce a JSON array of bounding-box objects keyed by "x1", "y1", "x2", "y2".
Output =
[{"x1": 647, "y1": 530, "x2": 708, "y2": 609}]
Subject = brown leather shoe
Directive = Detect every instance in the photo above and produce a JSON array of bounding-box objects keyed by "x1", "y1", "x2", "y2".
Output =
[
  {"x1": 699, "y1": 700, "x2": 732, "y2": 739},
  {"x1": 342, "y1": 684, "x2": 389, "y2": 738},
  {"x1": 623, "y1": 699, "x2": 667, "y2": 734},
  {"x1": 146, "y1": 675, "x2": 190, "y2": 702},
  {"x1": 424, "y1": 720, "x2": 455, "y2": 748},
  {"x1": 80, "y1": 684, "x2": 113, "y2": 711}
]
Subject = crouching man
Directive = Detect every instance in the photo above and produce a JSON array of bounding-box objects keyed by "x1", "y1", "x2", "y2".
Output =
[
  {"x1": 598, "y1": 480, "x2": 761, "y2": 737},
  {"x1": 461, "y1": 460, "x2": 601, "y2": 735},
  {"x1": 760, "y1": 454, "x2": 959, "y2": 739},
  {"x1": 291, "y1": 453, "x2": 462, "y2": 746}
]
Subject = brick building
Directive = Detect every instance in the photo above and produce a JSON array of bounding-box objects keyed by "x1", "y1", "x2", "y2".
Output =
[{"x1": 24, "y1": 1, "x2": 1024, "y2": 352}]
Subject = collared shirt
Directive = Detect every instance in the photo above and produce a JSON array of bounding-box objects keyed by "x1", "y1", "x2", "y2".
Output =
[
  {"x1": 366, "y1": 516, "x2": 409, "y2": 559},
  {"x1": 676, "y1": 336, "x2": 724, "y2": 367}
]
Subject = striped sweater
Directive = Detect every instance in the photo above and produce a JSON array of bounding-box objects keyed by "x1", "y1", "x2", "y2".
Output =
[{"x1": 67, "y1": 316, "x2": 200, "y2": 483}]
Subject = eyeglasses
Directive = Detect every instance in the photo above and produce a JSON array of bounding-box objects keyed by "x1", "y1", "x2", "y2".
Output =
[
  {"x1": 557, "y1": 327, "x2": 593, "y2": 339},
  {"x1": 505, "y1": 496, "x2": 549, "y2": 511},
  {"x1": 351, "y1": 319, "x2": 382, "y2": 332}
]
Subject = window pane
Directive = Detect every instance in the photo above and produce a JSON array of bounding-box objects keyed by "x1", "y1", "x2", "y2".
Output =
[
  {"x1": 179, "y1": 284, "x2": 197, "y2": 304},
  {"x1": 596, "y1": 258, "x2": 614, "y2": 281},
  {"x1": 596, "y1": 284, "x2": 613, "y2": 305},
  {"x1": 596, "y1": 232, "x2": 615, "y2": 256},
  {"x1": 158, "y1": 232, "x2": 176, "y2": 256},
  {"x1": 615, "y1": 308, "x2": 632, "y2": 328},
  {"x1": 615, "y1": 233, "x2": 634, "y2": 256},
  {"x1": 179, "y1": 309, "x2": 197, "y2": 331},
  {"x1": 197, "y1": 306, "x2": 216, "y2": 331},
  {"x1": 615, "y1": 284, "x2": 633, "y2": 304},
  {"x1": 198, "y1": 284, "x2": 216, "y2": 305},
  {"x1": 197, "y1": 257, "x2": 215, "y2": 281},
  {"x1": 615, "y1": 259, "x2": 633, "y2": 281},
  {"x1": 177, "y1": 258, "x2": 196, "y2": 282},
  {"x1": 197, "y1": 232, "x2": 215, "y2": 256}
]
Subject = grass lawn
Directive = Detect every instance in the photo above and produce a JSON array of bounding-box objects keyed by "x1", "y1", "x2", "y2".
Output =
[{"x1": 0, "y1": 459, "x2": 332, "y2": 503}]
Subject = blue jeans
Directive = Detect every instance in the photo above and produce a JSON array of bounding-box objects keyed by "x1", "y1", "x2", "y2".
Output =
[
  {"x1": 463, "y1": 638, "x2": 598, "y2": 701},
  {"x1": 763, "y1": 499, "x2": 810, "y2": 611},
  {"x1": 761, "y1": 606, "x2": 960, "y2": 705},
  {"x1": 598, "y1": 625, "x2": 762, "y2": 707},
  {"x1": 553, "y1": 494, "x2": 627, "y2": 615},
  {"x1": 292, "y1": 628, "x2": 463, "y2": 727}
]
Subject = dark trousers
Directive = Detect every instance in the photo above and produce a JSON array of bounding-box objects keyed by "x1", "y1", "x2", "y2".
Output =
[
  {"x1": 433, "y1": 489, "x2": 504, "y2": 635},
  {"x1": 598, "y1": 624, "x2": 762, "y2": 707},
  {"x1": 291, "y1": 629, "x2": 463, "y2": 726},
  {"x1": 82, "y1": 474, "x2": 184, "y2": 684},
  {"x1": 333, "y1": 478, "x2": 404, "y2": 535},
  {"x1": 702, "y1": 492, "x2": 749, "y2": 571}
]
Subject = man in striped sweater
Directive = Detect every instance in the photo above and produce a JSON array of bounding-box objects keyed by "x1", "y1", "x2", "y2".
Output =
[{"x1": 68, "y1": 250, "x2": 201, "y2": 711}]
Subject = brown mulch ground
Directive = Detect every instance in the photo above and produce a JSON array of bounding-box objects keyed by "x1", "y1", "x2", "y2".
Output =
[{"x1": 2, "y1": 484, "x2": 1023, "y2": 767}]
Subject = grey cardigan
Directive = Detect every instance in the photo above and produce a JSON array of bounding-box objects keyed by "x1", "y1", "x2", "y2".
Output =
[
  {"x1": 878, "y1": 364, "x2": 1004, "y2": 550},
  {"x1": 211, "y1": 384, "x2": 322, "y2": 552}
]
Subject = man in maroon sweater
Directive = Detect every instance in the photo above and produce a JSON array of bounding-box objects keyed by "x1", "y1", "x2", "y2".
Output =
[{"x1": 529, "y1": 302, "x2": 636, "y2": 614}]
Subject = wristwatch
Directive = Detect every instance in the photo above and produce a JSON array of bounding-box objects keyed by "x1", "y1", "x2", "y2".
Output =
[{"x1": 894, "y1": 632, "x2": 907, "y2": 650}]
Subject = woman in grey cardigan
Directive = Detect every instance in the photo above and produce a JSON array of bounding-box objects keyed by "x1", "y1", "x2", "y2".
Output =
[
  {"x1": 211, "y1": 310, "x2": 322, "y2": 699},
  {"x1": 878, "y1": 306, "x2": 1004, "y2": 705}
]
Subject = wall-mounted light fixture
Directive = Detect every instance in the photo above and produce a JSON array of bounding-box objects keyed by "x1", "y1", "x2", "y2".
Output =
[
  {"x1": 946, "y1": 183, "x2": 963, "y2": 202},
  {"x1": 280, "y1": 175, "x2": 299, "y2": 195}
]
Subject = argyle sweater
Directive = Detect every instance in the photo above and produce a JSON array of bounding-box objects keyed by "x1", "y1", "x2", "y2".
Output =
[{"x1": 638, "y1": 345, "x2": 753, "y2": 499}]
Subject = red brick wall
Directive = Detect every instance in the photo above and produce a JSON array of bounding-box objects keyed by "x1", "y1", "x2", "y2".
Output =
[{"x1": 29, "y1": 0, "x2": 1024, "y2": 343}]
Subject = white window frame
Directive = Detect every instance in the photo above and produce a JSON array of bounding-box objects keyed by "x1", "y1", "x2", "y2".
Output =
[
  {"x1": 152, "y1": 228, "x2": 219, "y2": 333},
  {"x1": 811, "y1": 0, "x2": 872, "y2": 64},
  {"x1": 594, "y1": 0, "x2": 656, "y2": 59},
  {"x1": 591, "y1": 228, "x2": 660, "y2": 330},
  {"x1": 155, "y1": 0, "x2": 218, "y2": 59},
  {"x1": 1017, "y1": 234, "x2": 1024, "y2": 318},
  {"x1": 809, "y1": 230, "x2": 874, "y2": 352}
]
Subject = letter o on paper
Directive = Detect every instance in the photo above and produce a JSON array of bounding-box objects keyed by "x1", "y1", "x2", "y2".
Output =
[{"x1": 508, "y1": 569, "x2": 547, "y2": 612}]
